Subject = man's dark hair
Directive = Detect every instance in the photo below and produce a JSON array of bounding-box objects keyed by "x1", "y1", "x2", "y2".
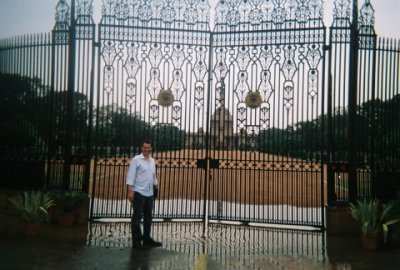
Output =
[{"x1": 142, "y1": 139, "x2": 152, "y2": 146}]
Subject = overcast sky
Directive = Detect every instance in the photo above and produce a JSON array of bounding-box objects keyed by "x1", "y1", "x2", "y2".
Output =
[{"x1": 0, "y1": 0, "x2": 399, "y2": 39}]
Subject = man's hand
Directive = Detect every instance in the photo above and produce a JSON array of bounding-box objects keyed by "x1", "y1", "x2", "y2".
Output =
[{"x1": 128, "y1": 189, "x2": 134, "y2": 202}]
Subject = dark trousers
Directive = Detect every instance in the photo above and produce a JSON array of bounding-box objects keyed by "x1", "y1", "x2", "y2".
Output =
[{"x1": 131, "y1": 192, "x2": 154, "y2": 243}]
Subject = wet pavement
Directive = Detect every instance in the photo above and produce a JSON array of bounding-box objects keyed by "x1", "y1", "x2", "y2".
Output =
[{"x1": 0, "y1": 221, "x2": 399, "y2": 270}]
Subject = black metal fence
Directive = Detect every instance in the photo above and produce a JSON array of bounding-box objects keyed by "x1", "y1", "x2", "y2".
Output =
[
  {"x1": 0, "y1": 0, "x2": 399, "y2": 228},
  {"x1": 327, "y1": 0, "x2": 400, "y2": 205}
]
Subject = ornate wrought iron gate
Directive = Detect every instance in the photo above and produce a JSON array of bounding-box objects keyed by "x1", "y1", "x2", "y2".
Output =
[
  {"x1": 91, "y1": 0, "x2": 212, "y2": 220},
  {"x1": 88, "y1": 0, "x2": 326, "y2": 228},
  {"x1": 206, "y1": 0, "x2": 326, "y2": 227},
  {"x1": 1, "y1": 0, "x2": 399, "y2": 229}
]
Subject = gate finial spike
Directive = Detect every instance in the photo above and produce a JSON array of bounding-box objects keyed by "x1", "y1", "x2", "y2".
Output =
[
  {"x1": 360, "y1": 0, "x2": 375, "y2": 27},
  {"x1": 55, "y1": 0, "x2": 70, "y2": 31},
  {"x1": 77, "y1": 0, "x2": 93, "y2": 16}
]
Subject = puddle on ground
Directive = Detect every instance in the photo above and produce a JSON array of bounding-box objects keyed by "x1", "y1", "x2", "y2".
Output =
[
  {"x1": 2, "y1": 221, "x2": 398, "y2": 269},
  {"x1": 87, "y1": 221, "x2": 328, "y2": 269}
]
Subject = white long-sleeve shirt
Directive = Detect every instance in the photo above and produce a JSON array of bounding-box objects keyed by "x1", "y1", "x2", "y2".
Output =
[{"x1": 126, "y1": 154, "x2": 158, "y2": 197}]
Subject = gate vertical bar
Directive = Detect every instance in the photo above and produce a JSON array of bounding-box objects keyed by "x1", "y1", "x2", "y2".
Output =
[
  {"x1": 320, "y1": 37, "x2": 328, "y2": 229},
  {"x1": 347, "y1": 0, "x2": 359, "y2": 203},
  {"x1": 90, "y1": 27, "x2": 101, "y2": 220},
  {"x1": 63, "y1": 0, "x2": 77, "y2": 190},
  {"x1": 370, "y1": 36, "x2": 377, "y2": 199},
  {"x1": 326, "y1": 1, "x2": 335, "y2": 205},
  {"x1": 357, "y1": 1, "x2": 377, "y2": 201},
  {"x1": 84, "y1": 35, "x2": 95, "y2": 194},
  {"x1": 46, "y1": 30, "x2": 57, "y2": 189},
  {"x1": 203, "y1": 31, "x2": 214, "y2": 232},
  {"x1": 327, "y1": 70, "x2": 334, "y2": 205}
]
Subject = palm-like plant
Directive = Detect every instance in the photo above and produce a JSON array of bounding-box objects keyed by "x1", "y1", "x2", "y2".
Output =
[
  {"x1": 350, "y1": 199, "x2": 400, "y2": 244},
  {"x1": 53, "y1": 190, "x2": 86, "y2": 214},
  {"x1": 350, "y1": 199, "x2": 382, "y2": 236},
  {"x1": 9, "y1": 191, "x2": 55, "y2": 223},
  {"x1": 381, "y1": 200, "x2": 400, "y2": 244}
]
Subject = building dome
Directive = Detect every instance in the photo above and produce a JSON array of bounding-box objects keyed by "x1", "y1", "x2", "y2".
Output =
[{"x1": 210, "y1": 107, "x2": 233, "y2": 122}]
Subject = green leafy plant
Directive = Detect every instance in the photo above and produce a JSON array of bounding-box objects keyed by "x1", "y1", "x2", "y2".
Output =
[
  {"x1": 381, "y1": 200, "x2": 400, "y2": 244},
  {"x1": 350, "y1": 199, "x2": 400, "y2": 243},
  {"x1": 8, "y1": 190, "x2": 55, "y2": 223},
  {"x1": 350, "y1": 199, "x2": 382, "y2": 236},
  {"x1": 53, "y1": 190, "x2": 86, "y2": 214}
]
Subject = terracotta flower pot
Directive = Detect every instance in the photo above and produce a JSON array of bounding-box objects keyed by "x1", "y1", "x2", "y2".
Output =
[
  {"x1": 75, "y1": 197, "x2": 89, "y2": 224},
  {"x1": 55, "y1": 214, "x2": 76, "y2": 226},
  {"x1": 24, "y1": 222, "x2": 40, "y2": 236},
  {"x1": 361, "y1": 234, "x2": 380, "y2": 251},
  {"x1": 47, "y1": 203, "x2": 58, "y2": 224}
]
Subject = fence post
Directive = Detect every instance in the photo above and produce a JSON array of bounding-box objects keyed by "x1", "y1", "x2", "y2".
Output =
[
  {"x1": 327, "y1": 72, "x2": 335, "y2": 205},
  {"x1": 62, "y1": 0, "x2": 76, "y2": 190},
  {"x1": 46, "y1": 31, "x2": 56, "y2": 190},
  {"x1": 347, "y1": 0, "x2": 360, "y2": 203},
  {"x1": 203, "y1": 31, "x2": 214, "y2": 234},
  {"x1": 370, "y1": 34, "x2": 378, "y2": 200}
]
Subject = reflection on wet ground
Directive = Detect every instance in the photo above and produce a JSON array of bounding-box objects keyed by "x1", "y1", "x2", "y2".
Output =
[
  {"x1": 1, "y1": 221, "x2": 399, "y2": 269},
  {"x1": 88, "y1": 221, "x2": 326, "y2": 269}
]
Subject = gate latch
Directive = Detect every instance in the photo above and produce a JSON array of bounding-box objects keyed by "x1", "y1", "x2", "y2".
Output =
[{"x1": 197, "y1": 158, "x2": 219, "y2": 170}]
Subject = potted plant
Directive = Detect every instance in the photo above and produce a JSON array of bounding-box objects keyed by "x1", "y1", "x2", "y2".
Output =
[
  {"x1": 381, "y1": 200, "x2": 400, "y2": 247},
  {"x1": 350, "y1": 199, "x2": 382, "y2": 250},
  {"x1": 8, "y1": 190, "x2": 54, "y2": 236},
  {"x1": 350, "y1": 199, "x2": 400, "y2": 250},
  {"x1": 72, "y1": 192, "x2": 89, "y2": 224},
  {"x1": 53, "y1": 190, "x2": 86, "y2": 226}
]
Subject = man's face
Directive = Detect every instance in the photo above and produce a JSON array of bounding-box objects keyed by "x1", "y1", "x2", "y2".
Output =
[{"x1": 142, "y1": 143, "x2": 152, "y2": 157}]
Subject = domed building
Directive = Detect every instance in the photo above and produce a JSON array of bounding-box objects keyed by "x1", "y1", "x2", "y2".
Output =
[
  {"x1": 209, "y1": 106, "x2": 235, "y2": 149},
  {"x1": 186, "y1": 106, "x2": 238, "y2": 150}
]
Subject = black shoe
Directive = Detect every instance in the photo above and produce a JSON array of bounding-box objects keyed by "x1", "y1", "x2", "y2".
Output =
[
  {"x1": 143, "y1": 238, "x2": 162, "y2": 247},
  {"x1": 132, "y1": 241, "x2": 144, "y2": 250}
]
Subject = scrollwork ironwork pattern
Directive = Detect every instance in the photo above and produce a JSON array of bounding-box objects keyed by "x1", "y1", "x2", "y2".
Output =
[
  {"x1": 170, "y1": 45, "x2": 186, "y2": 102},
  {"x1": 332, "y1": 0, "x2": 351, "y2": 26},
  {"x1": 55, "y1": 0, "x2": 70, "y2": 26},
  {"x1": 54, "y1": 0, "x2": 70, "y2": 43},
  {"x1": 258, "y1": 46, "x2": 275, "y2": 129},
  {"x1": 76, "y1": 0, "x2": 95, "y2": 39},
  {"x1": 214, "y1": 48, "x2": 228, "y2": 109},
  {"x1": 305, "y1": 44, "x2": 322, "y2": 99},
  {"x1": 216, "y1": 38, "x2": 324, "y2": 131},
  {"x1": 235, "y1": 47, "x2": 251, "y2": 102},
  {"x1": 96, "y1": 0, "x2": 330, "y2": 143},
  {"x1": 359, "y1": 0, "x2": 375, "y2": 31},
  {"x1": 101, "y1": 40, "x2": 117, "y2": 94},
  {"x1": 215, "y1": 0, "x2": 323, "y2": 30},
  {"x1": 99, "y1": 36, "x2": 208, "y2": 128},
  {"x1": 193, "y1": 46, "x2": 207, "y2": 109},
  {"x1": 124, "y1": 42, "x2": 141, "y2": 106},
  {"x1": 101, "y1": 0, "x2": 210, "y2": 28},
  {"x1": 359, "y1": 0, "x2": 375, "y2": 47},
  {"x1": 102, "y1": 0, "x2": 116, "y2": 17},
  {"x1": 281, "y1": 45, "x2": 298, "y2": 110},
  {"x1": 77, "y1": 0, "x2": 93, "y2": 16},
  {"x1": 246, "y1": 125, "x2": 260, "y2": 152}
]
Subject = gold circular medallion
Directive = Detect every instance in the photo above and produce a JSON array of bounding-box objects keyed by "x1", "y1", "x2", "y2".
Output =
[
  {"x1": 157, "y1": 90, "x2": 174, "y2": 107},
  {"x1": 245, "y1": 91, "x2": 262, "y2": 109}
]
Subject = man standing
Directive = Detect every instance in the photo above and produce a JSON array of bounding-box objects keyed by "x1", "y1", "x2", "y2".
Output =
[{"x1": 127, "y1": 140, "x2": 162, "y2": 249}]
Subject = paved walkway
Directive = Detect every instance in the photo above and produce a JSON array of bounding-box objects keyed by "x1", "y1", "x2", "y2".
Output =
[{"x1": 0, "y1": 221, "x2": 399, "y2": 269}]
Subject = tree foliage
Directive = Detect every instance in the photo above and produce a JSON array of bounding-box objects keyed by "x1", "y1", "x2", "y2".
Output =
[
  {"x1": 258, "y1": 94, "x2": 400, "y2": 164},
  {"x1": 1, "y1": 72, "x2": 398, "y2": 161}
]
